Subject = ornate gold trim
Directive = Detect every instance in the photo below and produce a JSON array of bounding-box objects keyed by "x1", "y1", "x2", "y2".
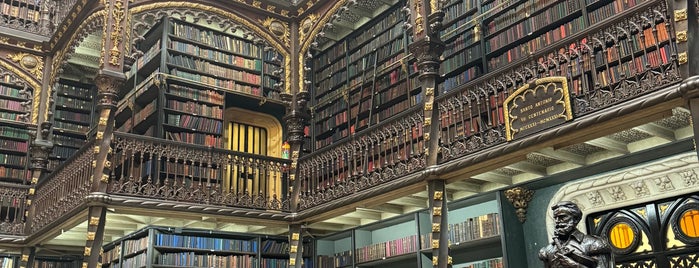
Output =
[
  {"x1": 259, "y1": 17, "x2": 290, "y2": 48},
  {"x1": 108, "y1": 0, "x2": 126, "y2": 67},
  {"x1": 679, "y1": 52, "x2": 688, "y2": 64},
  {"x1": 676, "y1": 31, "x2": 687, "y2": 42},
  {"x1": 130, "y1": 2, "x2": 290, "y2": 93},
  {"x1": 7, "y1": 52, "x2": 44, "y2": 80},
  {"x1": 504, "y1": 186, "x2": 534, "y2": 223},
  {"x1": 674, "y1": 9, "x2": 687, "y2": 22},
  {"x1": 0, "y1": 58, "x2": 41, "y2": 124},
  {"x1": 503, "y1": 76, "x2": 572, "y2": 141}
]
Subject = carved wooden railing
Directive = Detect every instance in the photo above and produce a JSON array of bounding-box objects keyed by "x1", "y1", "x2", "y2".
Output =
[
  {"x1": 438, "y1": 0, "x2": 681, "y2": 163},
  {"x1": 0, "y1": 0, "x2": 79, "y2": 37},
  {"x1": 108, "y1": 132, "x2": 291, "y2": 211},
  {"x1": 297, "y1": 0, "x2": 682, "y2": 210},
  {"x1": 0, "y1": 183, "x2": 28, "y2": 235},
  {"x1": 30, "y1": 139, "x2": 96, "y2": 233},
  {"x1": 298, "y1": 107, "x2": 426, "y2": 210}
]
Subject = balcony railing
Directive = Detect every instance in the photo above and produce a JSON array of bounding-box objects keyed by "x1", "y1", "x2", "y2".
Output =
[
  {"x1": 298, "y1": 108, "x2": 426, "y2": 210},
  {"x1": 108, "y1": 132, "x2": 291, "y2": 211},
  {"x1": 438, "y1": 0, "x2": 680, "y2": 163},
  {"x1": 297, "y1": 0, "x2": 682, "y2": 211},
  {"x1": 0, "y1": 0, "x2": 78, "y2": 37},
  {"x1": 0, "y1": 182, "x2": 28, "y2": 235},
  {"x1": 31, "y1": 139, "x2": 96, "y2": 233}
]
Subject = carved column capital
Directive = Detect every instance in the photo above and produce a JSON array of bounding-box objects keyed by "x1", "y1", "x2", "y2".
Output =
[
  {"x1": 29, "y1": 140, "x2": 53, "y2": 171},
  {"x1": 504, "y1": 186, "x2": 535, "y2": 223},
  {"x1": 94, "y1": 73, "x2": 124, "y2": 109}
]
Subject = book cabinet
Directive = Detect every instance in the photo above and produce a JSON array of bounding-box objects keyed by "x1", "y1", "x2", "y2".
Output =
[
  {"x1": 0, "y1": 0, "x2": 41, "y2": 25},
  {"x1": 49, "y1": 79, "x2": 96, "y2": 171},
  {"x1": 117, "y1": 16, "x2": 286, "y2": 149},
  {"x1": 314, "y1": 191, "x2": 518, "y2": 268},
  {"x1": 101, "y1": 227, "x2": 309, "y2": 268},
  {"x1": 0, "y1": 72, "x2": 33, "y2": 184}
]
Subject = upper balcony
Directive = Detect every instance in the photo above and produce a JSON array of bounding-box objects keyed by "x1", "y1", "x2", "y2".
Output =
[{"x1": 1, "y1": 0, "x2": 695, "y2": 251}]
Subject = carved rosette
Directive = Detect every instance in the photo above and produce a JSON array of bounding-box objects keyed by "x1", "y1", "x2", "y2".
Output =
[{"x1": 504, "y1": 186, "x2": 534, "y2": 223}]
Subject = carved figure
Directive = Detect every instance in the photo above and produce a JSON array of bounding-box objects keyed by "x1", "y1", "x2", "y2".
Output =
[{"x1": 539, "y1": 201, "x2": 613, "y2": 268}]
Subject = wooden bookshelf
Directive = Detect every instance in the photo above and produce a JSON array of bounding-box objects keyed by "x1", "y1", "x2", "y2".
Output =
[
  {"x1": 0, "y1": 73, "x2": 33, "y2": 184},
  {"x1": 51, "y1": 79, "x2": 95, "y2": 167}
]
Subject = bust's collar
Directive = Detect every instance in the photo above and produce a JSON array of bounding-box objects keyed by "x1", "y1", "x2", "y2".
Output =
[{"x1": 571, "y1": 229, "x2": 586, "y2": 242}]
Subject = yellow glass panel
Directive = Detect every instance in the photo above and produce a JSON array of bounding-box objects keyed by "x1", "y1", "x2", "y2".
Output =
[
  {"x1": 609, "y1": 222, "x2": 635, "y2": 249},
  {"x1": 680, "y1": 209, "x2": 699, "y2": 238}
]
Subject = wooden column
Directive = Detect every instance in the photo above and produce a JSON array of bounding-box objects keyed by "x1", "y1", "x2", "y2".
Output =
[
  {"x1": 288, "y1": 224, "x2": 305, "y2": 268},
  {"x1": 17, "y1": 247, "x2": 35, "y2": 268},
  {"x1": 82, "y1": 0, "x2": 130, "y2": 267},
  {"x1": 408, "y1": 1, "x2": 450, "y2": 267}
]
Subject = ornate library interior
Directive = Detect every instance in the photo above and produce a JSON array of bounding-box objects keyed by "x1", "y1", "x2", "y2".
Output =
[{"x1": 0, "y1": 0, "x2": 698, "y2": 267}]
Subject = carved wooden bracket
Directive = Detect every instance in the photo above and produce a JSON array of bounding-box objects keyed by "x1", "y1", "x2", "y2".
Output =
[{"x1": 504, "y1": 186, "x2": 534, "y2": 223}]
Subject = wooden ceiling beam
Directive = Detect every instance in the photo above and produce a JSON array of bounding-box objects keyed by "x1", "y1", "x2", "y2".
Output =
[
  {"x1": 633, "y1": 123, "x2": 676, "y2": 142},
  {"x1": 533, "y1": 147, "x2": 586, "y2": 166},
  {"x1": 585, "y1": 137, "x2": 629, "y2": 154}
]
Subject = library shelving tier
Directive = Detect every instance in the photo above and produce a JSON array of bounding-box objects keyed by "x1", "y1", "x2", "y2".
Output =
[
  {"x1": 439, "y1": 0, "x2": 484, "y2": 94},
  {"x1": 0, "y1": 255, "x2": 14, "y2": 268},
  {"x1": 50, "y1": 79, "x2": 95, "y2": 171},
  {"x1": 311, "y1": 1, "x2": 422, "y2": 151},
  {"x1": 0, "y1": 0, "x2": 42, "y2": 25},
  {"x1": 33, "y1": 256, "x2": 82, "y2": 268},
  {"x1": 314, "y1": 191, "x2": 521, "y2": 268},
  {"x1": 101, "y1": 226, "x2": 302, "y2": 268},
  {"x1": 118, "y1": 16, "x2": 286, "y2": 148},
  {"x1": 0, "y1": 73, "x2": 33, "y2": 184}
]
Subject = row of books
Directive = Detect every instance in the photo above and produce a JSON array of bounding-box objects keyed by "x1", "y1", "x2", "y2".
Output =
[
  {"x1": 168, "y1": 39, "x2": 262, "y2": 71},
  {"x1": 170, "y1": 69, "x2": 262, "y2": 97},
  {"x1": 263, "y1": 75, "x2": 280, "y2": 89},
  {"x1": 157, "y1": 252, "x2": 258, "y2": 266},
  {"x1": 485, "y1": 0, "x2": 582, "y2": 52},
  {"x1": 54, "y1": 120, "x2": 90, "y2": 133},
  {"x1": 261, "y1": 240, "x2": 289, "y2": 254},
  {"x1": 420, "y1": 213, "x2": 501, "y2": 249},
  {"x1": 588, "y1": 0, "x2": 642, "y2": 25},
  {"x1": 166, "y1": 131, "x2": 223, "y2": 147},
  {"x1": 102, "y1": 244, "x2": 121, "y2": 263},
  {"x1": 315, "y1": 69, "x2": 347, "y2": 94},
  {"x1": 443, "y1": 28, "x2": 480, "y2": 59},
  {"x1": 261, "y1": 258, "x2": 288, "y2": 268},
  {"x1": 155, "y1": 234, "x2": 258, "y2": 252},
  {"x1": 315, "y1": 56, "x2": 347, "y2": 84},
  {"x1": 0, "y1": 126, "x2": 28, "y2": 139},
  {"x1": 123, "y1": 236, "x2": 149, "y2": 255},
  {"x1": 0, "y1": 99, "x2": 26, "y2": 111},
  {"x1": 122, "y1": 252, "x2": 147, "y2": 268},
  {"x1": 170, "y1": 21, "x2": 261, "y2": 58},
  {"x1": 485, "y1": 0, "x2": 570, "y2": 34},
  {"x1": 314, "y1": 111, "x2": 348, "y2": 136},
  {"x1": 440, "y1": 66, "x2": 482, "y2": 93},
  {"x1": 0, "y1": 153, "x2": 25, "y2": 166},
  {"x1": 442, "y1": 43, "x2": 482, "y2": 75},
  {"x1": 0, "y1": 139, "x2": 27, "y2": 153},
  {"x1": 443, "y1": 0, "x2": 479, "y2": 24},
  {"x1": 166, "y1": 114, "x2": 223, "y2": 133},
  {"x1": 316, "y1": 251, "x2": 352, "y2": 268},
  {"x1": 0, "y1": 257, "x2": 11, "y2": 268},
  {"x1": 0, "y1": 84, "x2": 30, "y2": 99},
  {"x1": 355, "y1": 235, "x2": 419, "y2": 263},
  {"x1": 595, "y1": 44, "x2": 671, "y2": 87},
  {"x1": 314, "y1": 43, "x2": 347, "y2": 70},
  {"x1": 168, "y1": 54, "x2": 262, "y2": 84},
  {"x1": 51, "y1": 146, "x2": 77, "y2": 159},
  {"x1": 461, "y1": 257, "x2": 504, "y2": 268},
  {"x1": 348, "y1": 23, "x2": 404, "y2": 65},
  {"x1": 372, "y1": 81, "x2": 408, "y2": 108},
  {"x1": 0, "y1": 2, "x2": 40, "y2": 22},
  {"x1": 0, "y1": 166, "x2": 29, "y2": 180},
  {"x1": 487, "y1": 17, "x2": 586, "y2": 70},
  {"x1": 55, "y1": 82, "x2": 92, "y2": 100},
  {"x1": 168, "y1": 84, "x2": 224, "y2": 105},
  {"x1": 592, "y1": 24, "x2": 670, "y2": 67},
  {"x1": 167, "y1": 99, "x2": 223, "y2": 119},
  {"x1": 347, "y1": 7, "x2": 403, "y2": 51},
  {"x1": 54, "y1": 109, "x2": 91, "y2": 123},
  {"x1": 55, "y1": 96, "x2": 92, "y2": 111},
  {"x1": 0, "y1": 111, "x2": 25, "y2": 121},
  {"x1": 129, "y1": 40, "x2": 161, "y2": 78},
  {"x1": 314, "y1": 128, "x2": 349, "y2": 149}
]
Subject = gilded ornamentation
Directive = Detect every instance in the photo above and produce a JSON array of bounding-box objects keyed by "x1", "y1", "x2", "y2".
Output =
[
  {"x1": 674, "y1": 9, "x2": 687, "y2": 21},
  {"x1": 297, "y1": 7, "x2": 305, "y2": 14},
  {"x1": 84, "y1": 247, "x2": 91, "y2": 256},
  {"x1": 252, "y1": 1, "x2": 261, "y2": 8},
  {"x1": 7, "y1": 53, "x2": 44, "y2": 80},
  {"x1": 679, "y1": 52, "x2": 688, "y2": 64},
  {"x1": 414, "y1": 0, "x2": 425, "y2": 36},
  {"x1": 108, "y1": 0, "x2": 126, "y2": 67},
  {"x1": 86, "y1": 232, "x2": 95, "y2": 241},
  {"x1": 504, "y1": 186, "x2": 534, "y2": 223},
  {"x1": 89, "y1": 217, "x2": 100, "y2": 226},
  {"x1": 0, "y1": 58, "x2": 40, "y2": 124},
  {"x1": 266, "y1": 5, "x2": 276, "y2": 12},
  {"x1": 430, "y1": 0, "x2": 438, "y2": 13},
  {"x1": 676, "y1": 31, "x2": 687, "y2": 42},
  {"x1": 0, "y1": 37, "x2": 8, "y2": 43},
  {"x1": 49, "y1": 0, "x2": 90, "y2": 49},
  {"x1": 281, "y1": 10, "x2": 289, "y2": 16},
  {"x1": 131, "y1": 3, "x2": 290, "y2": 93},
  {"x1": 259, "y1": 17, "x2": 290, "y2": 47}
]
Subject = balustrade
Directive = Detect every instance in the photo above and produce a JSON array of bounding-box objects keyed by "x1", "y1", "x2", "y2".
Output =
[
  {"x1": 108, "y1": 132, "x2": 291, "y2": 211},
  {"x1": 0, "y1": 182, "x2": 27, "y2": 235},
  {"x1": 298, "y1": 108, "x2": 426, "y2": 210}
]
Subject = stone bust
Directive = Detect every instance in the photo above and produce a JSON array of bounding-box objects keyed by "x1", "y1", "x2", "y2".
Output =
[{"x1": 539, "y1": 201, "x2": 613, "y2": 268}]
